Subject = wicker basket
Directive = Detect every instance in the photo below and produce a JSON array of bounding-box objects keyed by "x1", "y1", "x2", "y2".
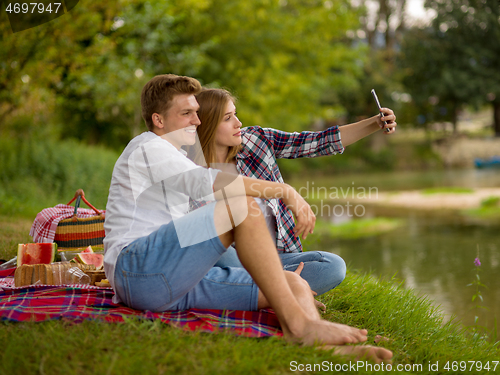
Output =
[{"x1": 54, "y1": 189, "x2": 105, "y2": 249}]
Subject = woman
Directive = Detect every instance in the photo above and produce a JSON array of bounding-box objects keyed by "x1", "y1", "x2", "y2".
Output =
[{"x1": 192, "y1": 88, "x2": 397, "y2": 296}]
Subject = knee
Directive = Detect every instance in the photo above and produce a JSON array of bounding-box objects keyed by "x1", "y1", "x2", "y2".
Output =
[
  {"x1": 323, "y1": 253, "x2": 346, "y2": 281},
  {"x1": 234, "y1": 196, "x2": 265, "y2": 225}
]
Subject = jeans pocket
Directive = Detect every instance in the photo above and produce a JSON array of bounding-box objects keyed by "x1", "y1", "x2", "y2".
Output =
[{"x1": 123, "y1": 271, "x2": 172, "y2": 312}]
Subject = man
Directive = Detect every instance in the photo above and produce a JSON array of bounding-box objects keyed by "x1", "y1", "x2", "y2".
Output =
[{"x1": 103, "y1": 74, "x2": 392, "y2": 361}]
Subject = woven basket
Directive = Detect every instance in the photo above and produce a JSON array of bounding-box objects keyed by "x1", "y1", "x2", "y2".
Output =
[{"x1": 54, "y1": 189, "x2": 105, "y2": 249}]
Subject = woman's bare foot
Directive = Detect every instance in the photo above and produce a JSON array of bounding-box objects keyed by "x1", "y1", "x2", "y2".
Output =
[
  {"x1": 319, "y1": 344, "x2": 393, "y2": 364},
  {"x1": 374, "y1": 334, "x2": 391, "y2": 344},
  {"x1": 294, "y1": 262, "x2": 326, "y2": 313},
  {"x1": 283, "y1": 318, "x2": 369, "y2": 346},
  {"x1": 314, "y1": 298, "x2": 326, "y2": 313}
]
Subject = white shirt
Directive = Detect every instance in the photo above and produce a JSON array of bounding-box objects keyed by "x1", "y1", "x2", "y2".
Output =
[
  {"x1": 254, "y1": 198, "x2": 277, "y2": 239},
  {"x1": 103, "y1": 132, "x2": 219, "y2": 301}
]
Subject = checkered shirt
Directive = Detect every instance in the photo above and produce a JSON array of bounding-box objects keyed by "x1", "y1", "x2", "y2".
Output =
[{"x1": 236, "y1": 126, "x2": 344, "y2": 253}]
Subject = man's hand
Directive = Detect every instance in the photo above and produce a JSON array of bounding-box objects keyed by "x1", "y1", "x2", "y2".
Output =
[{"x1": 281, "y1": 185, "x2": 316, "y2": 239}]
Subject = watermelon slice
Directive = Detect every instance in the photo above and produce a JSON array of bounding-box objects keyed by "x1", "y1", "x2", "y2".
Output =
[
  {"x1": 75, "y1": 253, "x2": 103, "y2": 270},
  {"x1": 17, "y1": 243, "x2": 57, "y2": 266},
  {"x1": 82, "y1": 245, "x2": 94, "y2": 254}
]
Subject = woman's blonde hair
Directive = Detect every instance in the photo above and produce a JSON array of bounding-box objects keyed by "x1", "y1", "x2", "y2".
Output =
[{"x1": 194, "y1": 88, "x2": 242, "y2": 167}]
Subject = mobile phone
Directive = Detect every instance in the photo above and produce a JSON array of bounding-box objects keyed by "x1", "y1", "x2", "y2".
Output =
[{"x1": 371, "y1": 89, "x2": 391, "y2": 133}]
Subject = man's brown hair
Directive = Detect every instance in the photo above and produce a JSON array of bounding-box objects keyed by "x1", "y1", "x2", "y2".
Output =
[{"x1": 141, "y1": 74, "x2": 202, "y2": 131}]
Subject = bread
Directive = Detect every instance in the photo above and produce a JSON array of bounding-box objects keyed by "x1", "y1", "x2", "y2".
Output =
[
  {"x1": 86, "y1": 270, "x2": 106, "y2": 285},
  {"x1": 22, "y1": 265, "x2": 33, "y2": 286},
  {"x1": 95, "y1": 279, "x2": 110, "y2": 287}
]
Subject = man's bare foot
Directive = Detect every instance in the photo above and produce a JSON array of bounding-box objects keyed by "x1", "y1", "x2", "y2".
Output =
[
  {"x1": 319, "y1": 344, "x2": 393, "y2": 364},
  {"x1": 283, "y1": 319, "x2": 368, "y2": 346}
]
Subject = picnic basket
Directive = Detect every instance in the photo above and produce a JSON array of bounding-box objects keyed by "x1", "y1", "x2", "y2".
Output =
[{"x1": 54, "y1": 189, "x2": 105, "y2": 249}]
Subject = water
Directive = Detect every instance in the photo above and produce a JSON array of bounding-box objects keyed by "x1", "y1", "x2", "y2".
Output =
[
  {"x1": 291, "y1": 168, "x2": 500, "y2": 332},
  {"x1": 293, "y1": 168, "x2": 500, "y2": 192}
]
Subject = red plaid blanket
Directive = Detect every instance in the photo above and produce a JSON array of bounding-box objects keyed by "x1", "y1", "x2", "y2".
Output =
[{"x1": 0, "y1": 282, "x2": 282, "y2": 338}]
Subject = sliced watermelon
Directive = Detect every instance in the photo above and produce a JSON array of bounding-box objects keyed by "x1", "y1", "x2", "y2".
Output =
[
  {"x1": 82, "y1": 245, "x2": 94, "y2": 254},
  {"x1": 75, "y1": 253, "x2": 103, "y2": 270},
  {"x1": 17, "y1": 243, "x2": 57, "y2": 266}
]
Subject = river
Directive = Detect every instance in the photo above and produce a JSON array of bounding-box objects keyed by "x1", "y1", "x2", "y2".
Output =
[{"x1": 289, "y1": 168, "x2": 500, "y2": 334}]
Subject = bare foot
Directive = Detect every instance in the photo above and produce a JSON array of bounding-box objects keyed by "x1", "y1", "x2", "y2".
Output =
[
  {"x1": 319, "y1": 344, "x2": 393, "y2": 364},
  {"x1": 314, "y1": 298, "x2": 326, "y2": 313},
  {"x1": 284, "y1": 319, "x2": 368, "y2": 346},
  {"x1": 294, "y1": 263, "x2": 326, "y2": 313},
  {"x1": 374, "y1": 334, "x2": 391, "y2": 344}
]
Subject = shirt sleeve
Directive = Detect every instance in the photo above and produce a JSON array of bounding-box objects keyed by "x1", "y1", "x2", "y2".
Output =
[{"x1": 254, "y1": 126, "x2": 344, "y2": 159}]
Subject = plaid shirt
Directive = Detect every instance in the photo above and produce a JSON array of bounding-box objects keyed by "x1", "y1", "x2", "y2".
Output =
[{"x1": 237, "y1": 126, "x2": 344, "y2": 253}]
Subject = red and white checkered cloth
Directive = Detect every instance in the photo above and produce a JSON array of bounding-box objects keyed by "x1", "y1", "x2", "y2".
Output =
[
  {"x1": 0, "y1": 281, "x2": 283, "y2": 337},
  {"x1": 29, "y1": 204, "x2": 105, "y2": 243}
]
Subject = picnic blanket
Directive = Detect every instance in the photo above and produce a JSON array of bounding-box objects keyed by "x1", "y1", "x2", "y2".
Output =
[{"x1": 0, "y1": 279, "x2": 282, "y2": 338}]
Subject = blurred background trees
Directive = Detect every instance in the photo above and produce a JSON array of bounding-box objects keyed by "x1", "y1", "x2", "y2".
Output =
[
  {"x1": 1, "y1": 0, "x2": 499, "y2": 147},
  {"x1": 400, "y1": 0, "x2": 500, "y2": 135},
  {"x1": 1, "y1": 0, "x2": 364, "y2": 148}
]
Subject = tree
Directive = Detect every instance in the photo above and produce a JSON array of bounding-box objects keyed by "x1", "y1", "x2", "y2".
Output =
[
  {"x1": 1, "y1": 0, "x2": 365, "y2": 146},
  {"x1": 180, "y1": 0, "x2": 364, "y2": 131},
  {"x1": 357, "y1": 0, "x2": 407, "y2": 51},
  {"x1": 400, "y1": 0, "x2": 500, "y2": 135}
]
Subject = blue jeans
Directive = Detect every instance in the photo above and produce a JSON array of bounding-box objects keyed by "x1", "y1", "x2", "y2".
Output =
[
  {"x1": 113, "y1": 203, "x2": 259, "y2": 312},
  {"x1": 216, "y1": 247, "x2": 346, "y2": 295}
]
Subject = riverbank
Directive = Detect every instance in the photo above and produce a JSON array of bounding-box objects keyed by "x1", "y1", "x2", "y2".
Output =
[
  {"x1": 1, "y1": 268, "x2": 498, "y2": 374},
  {"x1": 1, "y1": 215, "x2": 499, "y2": 374},
  {"x1": 341, "y1": 187, "x2": 500, "y2": 211}
]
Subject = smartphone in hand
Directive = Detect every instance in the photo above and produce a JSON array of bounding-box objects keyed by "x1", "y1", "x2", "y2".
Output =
[{"x1": 371, "y1": 89, "x2": 391, "y2": 133}]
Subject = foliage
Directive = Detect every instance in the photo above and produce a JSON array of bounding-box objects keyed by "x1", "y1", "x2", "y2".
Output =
[
  {"x1": 466, "y1": 247, "x2": 491, "y2": 339},
  {"x1": 421, "y1": 186, "x2": 474, "y2": 195},
  {"x1": 303, "y1": 217, "x2": 403, "y2": 240},
  {"x1": 461, "y1": 196, "x2": 500, "y2": 221},
  {"x1": 0, "y1": 123, "x2": 118, "y2": 218},
  {"x1": 480, "y1": 196, "x2": 500, "y2": 208},
  {"x1": 399, "y1": 0, "x2": 500, "y2": 133},
  {"x1": 1, "y1": 0, "x2": 365, "y2": 148}
]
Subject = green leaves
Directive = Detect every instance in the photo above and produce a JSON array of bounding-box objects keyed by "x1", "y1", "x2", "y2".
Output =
[
  {"x1": 401, "y1": 0, "x2": 500, "y2": 132},
  {"x1": 1, "y1": 0, "x2": 364, "y2": 146}
]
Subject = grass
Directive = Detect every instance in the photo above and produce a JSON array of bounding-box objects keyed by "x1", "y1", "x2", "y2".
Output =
[
  {"x1": 1, "y1": 132, "x2": 499, "y2": 374},
  {"x1": 421, "y1": 187, "x2": 474, "y2": 195},
  {"x1": 2, "y1": 213, "x2": 499, "y2": 374},
  {"x1": 0, "y1": 215, "x2": 33, "y2": 262},
  {"x1": 1, "y1": 268, "x2": 499, "y2": 375},
  {"x1": 461, "y1": 196, "x2": 500, "y2": 221},
  {"x1": 305, "y1": 217, "x2": 403, "y2": 240}
]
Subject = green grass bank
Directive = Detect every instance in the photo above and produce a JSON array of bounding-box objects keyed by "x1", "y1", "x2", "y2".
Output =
[
  {"x1": 1, "y1": 252, "x2": 499, "y2": 374},
  {"x1": 1, "y1": 132, "x2": 499, "y2": 374},
  {"x1": 1, "y1": 213, "x2": 499, "y2": 374}
]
